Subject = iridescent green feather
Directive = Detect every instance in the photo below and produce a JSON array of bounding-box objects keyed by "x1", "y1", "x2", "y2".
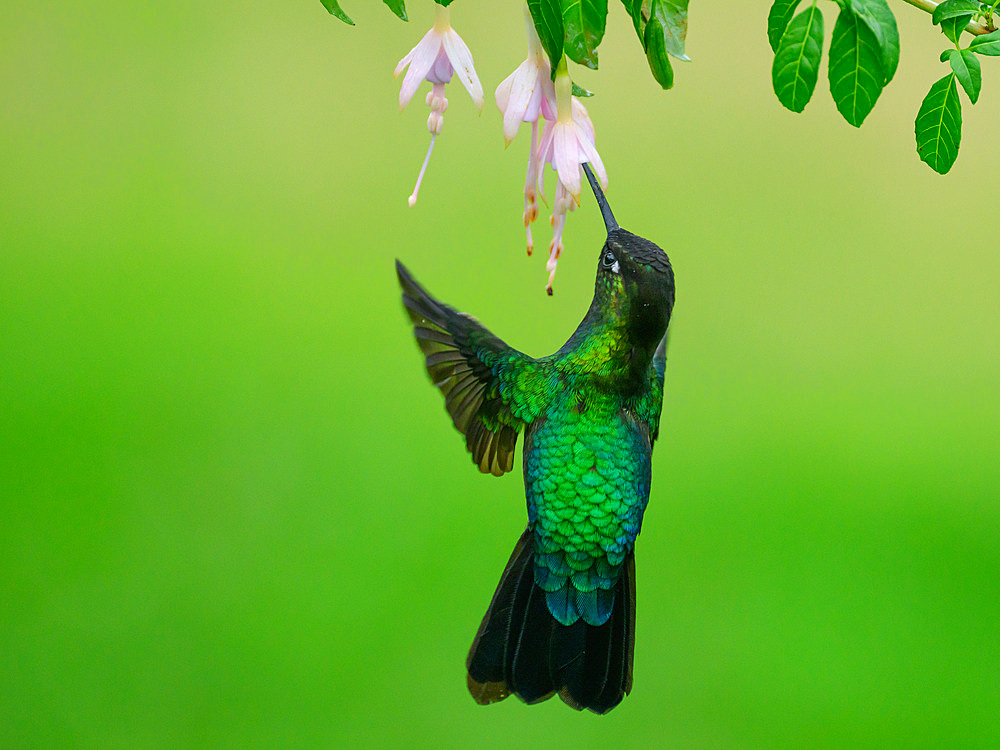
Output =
[{"x1": 397, "y1": 261, "x2": 545, "y2": 476}]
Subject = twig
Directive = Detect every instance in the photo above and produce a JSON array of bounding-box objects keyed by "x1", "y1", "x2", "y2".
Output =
[{"x1": 898, "y1": 0, "x2": 997, "y2": 34}]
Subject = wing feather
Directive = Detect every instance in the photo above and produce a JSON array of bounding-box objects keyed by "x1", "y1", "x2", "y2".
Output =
[{"x1": 397, "y1": 260, "x2": 541, "y2": 476}]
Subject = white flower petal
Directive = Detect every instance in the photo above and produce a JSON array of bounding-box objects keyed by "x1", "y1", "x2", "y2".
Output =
[
  {"x1": 394, "y1": 46, "x2": 416, "y2": 79},
  {"x1": 442, "y1": 28, "x2": 484, "y2": 111},
  {"x1": 495, "y1": 69, "x2": 516, "y2": 114},
  {"x1": 522, "y1": 79, "x2": 545, "y2": 123},
  {"x1": 501, "y1": 60, "x2": 538, "y2": 142},
  {"x1": 536, "y1": 120, "x2": 555, "y2": 200},
  {"x1": 577, "y1": 134, "x2": 608, "y2": 190},
  {"x1": 552, "y1": 123, "x2": 582, "y2": 197},
  {"x1": 398, "y1": 31, "x2": 442, "y2": 110},
  {"x1": 571, "y1": 97, "x2": 595, "y2": 138}
]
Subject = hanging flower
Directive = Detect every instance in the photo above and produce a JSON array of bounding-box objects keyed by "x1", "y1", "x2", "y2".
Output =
[
  {"x1": 394, "y1": 5, "x2": 484, "y2": 207},
  {"x1": 537, "y1": 97, "x2": 607, "y2": 202},
  {"x1": 495, "y1": 7, "x2": 556, "y2": 256},
  {"x1": 535, "y1": 60, "x2": 608, "y2": 294}
]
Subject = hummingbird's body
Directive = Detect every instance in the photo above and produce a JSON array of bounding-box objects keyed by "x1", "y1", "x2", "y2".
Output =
[{"x1": 397, "y1": 168, "x2": 675, "y2": 714}]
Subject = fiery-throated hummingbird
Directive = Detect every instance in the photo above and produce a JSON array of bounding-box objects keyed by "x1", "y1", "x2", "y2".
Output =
[{"x1": 396, "y1": 166, "x2": 675, "y2": 714}]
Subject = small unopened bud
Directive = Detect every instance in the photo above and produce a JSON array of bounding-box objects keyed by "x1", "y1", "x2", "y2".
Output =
[{"x1": 427, "y1": 111, "x2": 444, "y2": 135}]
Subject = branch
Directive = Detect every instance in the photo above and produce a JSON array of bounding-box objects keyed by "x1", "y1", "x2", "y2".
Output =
[{"x1": 898, "y1": 0, "x2": 997, "y2": 34}]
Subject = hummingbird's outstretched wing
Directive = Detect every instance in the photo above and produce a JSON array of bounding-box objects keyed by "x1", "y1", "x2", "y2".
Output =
[{"x1": 397, "y1": 261, "x2": 542, "y2": 477}]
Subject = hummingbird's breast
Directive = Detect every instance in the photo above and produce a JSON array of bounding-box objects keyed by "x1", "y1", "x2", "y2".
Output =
[{"x1": 523, "y1": 388, "x2": 653, "y2": 576}]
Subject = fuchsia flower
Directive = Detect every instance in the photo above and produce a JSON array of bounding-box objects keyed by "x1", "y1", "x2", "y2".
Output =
[
  {"x1": 495, "y1": 9, "x2": 607, "y2": 293},
  {"x1": 537, "y1": 73, "x2": 607, "y2": 294},
  {"x1": 395, "y1": 6, "x2": 484, "y2": 207},
  {"x1": 494, "y1": 9, "x2": 556, "y2": 257},
  {"x1": 537, "y1": 97, "x2": 606, "y2": 201},
  {"x1": 494, "y1": 15, "x2": 554, "y2": 146}
]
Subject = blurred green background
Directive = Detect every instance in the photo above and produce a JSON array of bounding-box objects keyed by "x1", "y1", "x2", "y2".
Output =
[{"x1": 2, "y1": 1, "x2": 999, "y2": 747}]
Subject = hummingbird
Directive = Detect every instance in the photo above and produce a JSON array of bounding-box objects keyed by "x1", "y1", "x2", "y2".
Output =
[{"x1": 396, "y1": 165, "x2": 675, "y2": 714}]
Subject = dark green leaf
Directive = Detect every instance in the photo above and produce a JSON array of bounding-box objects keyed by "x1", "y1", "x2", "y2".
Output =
[
  {"x1": 528, "y1": 0, "x2": 565, "y2": 68},
  {"x1": 915, "y1": 73, "x2": 962, "y2": 174},
  {"x1": 850, "y1": 0, "x2": 899, "y2": 83},
  {"x1": 650, "y1": 0, "x2": 690, "y2": 61},
  {"x1": 969, "y1": 29, "x2": 1000, "y2": 55},
  {"x1": 768, "y1": 0, "x2": 804, "y2": 52},
  {"x1": 828, "y1": 7, "x2": 885, "y2": 127},
  {"x1": 321, "y1": 0, "x2": 354, "y2": 25},
  {"x1": 382, "y1": 0, "x2": 407, "y2": 20},
  {"x1": 940, "y1": 15, "x2": 971, "y2": 45},
  {"x1": 620, "y1": 0, "x2": 643, "y2": 41},
  {"x1": 772, "y1": 5, "x2": 825, "y2": 113},
  {"x1": 571, "y1": 82, "x2": 595, "y2": 97},
  {"x1": 944, "y1": 48, "x2": 982, "y2": 102},
  {"x1": 561, "y1": 0, "x2": 608, "y2": 69},
  {"x1": 433, "y1": 0, "x2": 456, "y2": 6},
  {"x1": 932, "y1": 0, "x2": 980, "y2": 24},
  {"x1": 619, "y1": 0, "x2": 685, "y2": 86},
  {"x1": 644, "y1": 15, "x2": 675, "y2": 88}
]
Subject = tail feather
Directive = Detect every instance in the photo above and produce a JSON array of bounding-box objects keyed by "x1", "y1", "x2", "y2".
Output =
[
  {"x1": 509, "y1": 582, "x2": 556, "y2": 703},
  {"x1": 466, "y1": 528, "x2": 635, "y2": 714}
]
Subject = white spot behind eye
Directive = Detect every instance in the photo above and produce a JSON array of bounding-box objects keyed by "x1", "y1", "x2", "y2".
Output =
[{"x1": 611, "y1": 260, "x2": 620, "y2": 274}]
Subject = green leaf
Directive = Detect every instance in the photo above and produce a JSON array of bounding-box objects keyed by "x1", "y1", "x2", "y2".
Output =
[
  {"x1": 943, "y1": 48, "x2": 982, "y2": 102},
  {"x1": 433, "y1": 0, "x2": 456, "y2": 5},
  {"x1": 644, "y1": 15, "x2": 675, "y2": 88},
  {"x1": 931, "y1": 0, "x2": 980, "y2": 24},
  {"x1": 940, "y1": 15, "x2": 972, "y2": 45},
  {"x1": 915, "y1": 73, "x2": 962, "y2": 174},
  {"x1": 528, "y1": 0, "x2": 565, "y2": 68},
  {"x1": 619, "y1": 0, "x2": 685, "y2": 86},
  {"x1": 320, "y1": 0, "x2": 354, "y2": 25},
  {"x1": 382, "y1": 0, "x2": 407, "y2": 20},
  {"x1": 571, "y1": 82, "x2": 595, "y2": 97},
  {"x1": 768, "y1": 0, "x2": 804, "y2": 52},
  {"x1": 828, "y1": 7, "x2": 885, "y2": 127},
  {"x1": 772, "y1": 5, "x2": 825, "y2": 113},
  {"x1": 849, "y1": 0, "x2": 899, "y2": 83},
  {"x1": 650, "y1": 0, "x2": 690, "y2": 61},
  {"x1": 620, "y1": 0, "x2": 643, "y2": 40},
  {"x1": 561, "y1": 0, "x2": 608, "y2": 69},
  {"x1": 969, "y1": 29, "x2": 1000, "y2": 55}
]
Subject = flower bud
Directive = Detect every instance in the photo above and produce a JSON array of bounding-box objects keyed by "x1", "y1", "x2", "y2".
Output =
[{"x1": 427, "y1": 111, "x2": 444, "y2": 135}]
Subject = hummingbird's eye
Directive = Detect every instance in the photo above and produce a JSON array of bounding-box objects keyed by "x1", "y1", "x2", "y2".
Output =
[{"x1": 602, "y1": 251, "x2": 620, "y2": 274}]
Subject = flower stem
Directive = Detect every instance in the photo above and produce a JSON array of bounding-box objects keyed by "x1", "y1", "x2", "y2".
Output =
[
  {"x1": 898, "y1": 0, "x2": 995, "y2": 34},
  {"x1": 433, "y1": 4, "x2": 450, "y2": 32},
  {"x1": 554, "y1": 55, "x2": 572, "y2": 124}
]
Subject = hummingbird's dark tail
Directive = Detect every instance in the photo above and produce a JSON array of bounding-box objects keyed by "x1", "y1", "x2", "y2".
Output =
[{"x1": 466, "y1": 528, "x2": 635, "y2": 714}]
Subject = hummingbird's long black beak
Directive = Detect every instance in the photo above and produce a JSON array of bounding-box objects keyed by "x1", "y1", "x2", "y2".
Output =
[{"x1": 583, "y1": 163, "x2": 618, "y2": 234}]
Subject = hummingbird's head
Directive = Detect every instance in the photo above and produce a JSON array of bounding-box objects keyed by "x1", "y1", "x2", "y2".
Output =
[{"x1": 584, "y1": 166, "x2": 675, "y2": 350}]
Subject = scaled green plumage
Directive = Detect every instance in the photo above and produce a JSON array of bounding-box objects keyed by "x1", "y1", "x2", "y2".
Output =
[{"x1": 397, "y1": 167, "x2": 675, "y2": 714}]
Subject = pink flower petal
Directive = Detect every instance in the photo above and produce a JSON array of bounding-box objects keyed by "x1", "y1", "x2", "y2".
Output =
[
  {"x1": 397, "y1": 31, "x2": 442, "y2": 110},
  {"x1": 577, "y1": 135, "x2": 607, "y2": 190},
  {"x1": 500, "y1": 59, "x2": 539, "y2": 142},
  {"x1": 426, "y1": 48, "x2": 454, "y2": 85},
  {"x1": 441, "y1": 28, "x2": 484, "y2": 111},
  {"x1": 394, "y1": 47, "x2": 416, "y2": 79},
  {"x1": 552, "y1": 123, "x2": 582, "y2": 197},
  {"x1": 495, "y1": 69, "x2": 515, "y2": 115},
  {"x1": 536, "y1": 120, "x2": 555, "y2": 199},
  {"x1": 522, "y1": 79, "x2": 545, "y2": 123},
  {"x1": 571, "y1": 97, "x2": 595, "y2": 142}
]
